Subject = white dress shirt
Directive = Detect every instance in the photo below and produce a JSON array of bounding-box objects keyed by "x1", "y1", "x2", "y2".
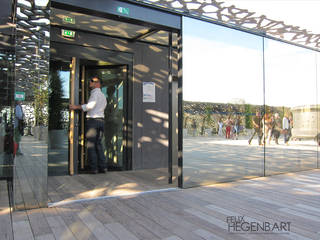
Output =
[
  {"x1": 81, "y1": 88, "x2": 107, "y2": 118},
  {"x1": 282, "y1": 117, "x2": 290, "y2": 130}
]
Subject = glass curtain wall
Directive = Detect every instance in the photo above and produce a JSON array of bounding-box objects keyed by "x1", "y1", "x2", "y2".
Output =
[
  {"x1": 0, "y1": 51, "x2": 14, "y2": 180},
  {"x1": 182, "y1": 17, "x2": 264, "y2": 187},
  {"x1": 264, "y1": 40, "x2": 318, "y2": 175},
  {"x1": 182, "y1": 16, "x2": 320, "y2": 188},
  {"x1": 316, "y1": 52, "x2": 320, "y2": 169},
  {"x1": 14, "y1": 0, "x2": 50, "y2": 209}
]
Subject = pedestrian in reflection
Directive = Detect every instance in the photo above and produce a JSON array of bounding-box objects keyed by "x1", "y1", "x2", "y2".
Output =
[
  {"x1": 248, "y1": 111, "x2": 262, "y2": 145},
  {"x1": 233, "y1": 116, "x2": 240, "y2": 140},
  {"x1": 70, "y1": 77, "x2": 107, "y2": 174},
  {"x1": 262, "y1": 112, "x2": 273, "y2": 145},
  {"x1": 282, "y1": 113, "x2": 290, "y2": 145},
  {"x1": 14, "y1": 101, "x2": 24, "y2": 155},
  {"x1": 191, "y1": 119, "x2": 197, "y2": 136},
  {"x1": 224, "y1": 116, "x2": 232, "y2": 139},
  {"x1": 289, "y1": 115, "x2": 293, "y2": 141},
  {"x1": 271, "y1": 113, "x2": 281, "y2": 144},
  {"x1": 218, "y1": 118, "x2": 223, "y2": 137}
]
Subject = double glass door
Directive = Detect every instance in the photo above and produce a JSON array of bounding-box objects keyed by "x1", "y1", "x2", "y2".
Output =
[{"x1": 48, "y1": 57, "x2": 128, "y2": 176}]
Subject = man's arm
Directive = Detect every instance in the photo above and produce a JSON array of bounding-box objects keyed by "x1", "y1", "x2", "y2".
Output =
[{"x1": 69, "y1": 104, "x2": 82, "y2": 111}]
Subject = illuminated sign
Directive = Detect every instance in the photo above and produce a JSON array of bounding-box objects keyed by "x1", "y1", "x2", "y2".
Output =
[
  {"x1": 61, "y1": 29, "x2": 75, "y2": 38},
  {"x1": 15, "y1": 92, "x2": 25, "y2": 101},
  {"x1": 117, "y1": 6, "x2": 129, "y2": 15},
  {"x1": 63, "y1": 16, "x2": 75, "y2": 24}
]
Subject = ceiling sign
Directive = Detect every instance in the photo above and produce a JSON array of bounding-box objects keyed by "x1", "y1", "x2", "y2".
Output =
[
  {"x1": 61, "y1": 29, "x2": 75, "y2": 38},
  {"x1": 63, "y1": 16, "x2": 75, "y2": 24},
  {"x1": 117, "y1": 6, "x2": 129, "y2": 16}
]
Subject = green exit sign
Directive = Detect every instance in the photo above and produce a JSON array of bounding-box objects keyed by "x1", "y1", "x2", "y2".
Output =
[
  {"x1": 117, "y1": 6, "x2": 129, "y2": 15},
  {"x1": 61, "y1": 29, "x2": 75, "y2": 38},
  {"x1": 63, "y1": 16, "x2": 75, "y2": 24},
  {"x1": 15, "y1": 91, "x2": 25, "y2": 101}
]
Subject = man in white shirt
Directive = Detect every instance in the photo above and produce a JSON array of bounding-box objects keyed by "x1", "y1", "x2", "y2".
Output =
[{"x1": 70, "y1": 77, "x2": 107, "y2": 174}]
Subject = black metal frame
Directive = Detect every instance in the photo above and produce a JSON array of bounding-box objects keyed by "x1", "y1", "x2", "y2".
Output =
[
  {"x1": 51, "y1": 0, "x2": 181, "y2": 33},
  {"x1": 50, "y1": 41, "x2": 134, "y2": 173}
]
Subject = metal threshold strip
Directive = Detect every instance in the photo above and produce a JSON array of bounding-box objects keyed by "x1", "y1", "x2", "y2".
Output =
[{"x1": 48, "y1": 187, "x2": 179, "y2": 208}]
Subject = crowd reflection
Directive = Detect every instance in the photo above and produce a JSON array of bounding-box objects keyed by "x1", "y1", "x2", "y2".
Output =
[{"x1": 184, "y1": 101, "x2": 317, "y2": 147}]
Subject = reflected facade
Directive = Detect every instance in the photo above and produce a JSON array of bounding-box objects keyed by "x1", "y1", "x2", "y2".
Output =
[
  {"x1": 13, "y1": 0, "x2": 50, "y2": 209},
  {"x1": 182, "y1": 16, "x2": 320, "y2": 187},
  {"x1": 0, "y1": 51, "x2": 14, "y2": 181},
  {"x1": 1, "y1": 0, "x2": 319, "y2": 209},
  {"x1": 182, "y1": 17, "x2": 264, "y2": 187},
  {"x1": 264, "y1": 40, "x2": 318, "y2": 175}
]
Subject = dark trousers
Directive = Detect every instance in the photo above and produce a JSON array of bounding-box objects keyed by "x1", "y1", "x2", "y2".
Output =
[
  {"x1": 248, "y1": 128, "x2": 262, "y2": 145},
  {"x1": 86, "y1": 118, "x2": 106, "y2": 171}
]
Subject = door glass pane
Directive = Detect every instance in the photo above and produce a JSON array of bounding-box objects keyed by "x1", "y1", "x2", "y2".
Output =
[
  {"x1": 48, "y1": 60, "x2": 71, "y2": 176},
  {"x1": 85, "y1": 66, "x2": 126, "y2": 170}
]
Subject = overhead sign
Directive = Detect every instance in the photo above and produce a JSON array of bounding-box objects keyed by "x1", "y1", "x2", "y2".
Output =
[
  {"x1": 15, "y1": 91, "x2": 25, "y2": 101},
  {"x1": 63, "y1": 16, "x2": 75, "y2": 24},
  {"x1": 61, "y1": 29, "x2": 75, "y2": 38},
  {"x1": 117, "y1": 6, "x2": 129, "y2": 16}
]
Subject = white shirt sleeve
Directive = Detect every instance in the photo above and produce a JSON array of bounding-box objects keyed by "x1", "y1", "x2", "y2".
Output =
[{"x1": 81, "y1": 92, "x2": 97, "y2": 112}]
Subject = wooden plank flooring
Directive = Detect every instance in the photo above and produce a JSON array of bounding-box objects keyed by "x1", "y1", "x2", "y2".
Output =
[
  {"x1": 0, "y1": 181, "x2": 13, "y2": 240},
  {"x1": 6, "y1": 169, "x2": 320, "y2": 240},
  {"x1": 48, "y1": 168, "x2": 177, "y2": 206}
]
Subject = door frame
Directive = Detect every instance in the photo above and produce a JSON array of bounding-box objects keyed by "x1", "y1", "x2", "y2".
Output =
[
  {"x1": 51, "y1": 42, "x2": 133, "y2": 174},
  {"x1": 81, "y1": 64, "x2": 130, "y2": 171}
]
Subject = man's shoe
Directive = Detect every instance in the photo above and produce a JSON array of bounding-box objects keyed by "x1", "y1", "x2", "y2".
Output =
[
  {"x1": 98, "y1": 169, "x2": 106, "y2": 173},
  {"x1": 88, "y1": 170, "x2": 98, "y2": 174}
]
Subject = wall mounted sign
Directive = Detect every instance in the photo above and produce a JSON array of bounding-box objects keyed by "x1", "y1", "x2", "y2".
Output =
[
  {"x1": 15, "y1": 91, "x2": 25, "y2": 101},
  {"x1": 143, "y1": 82, "x2": 155, "y2": 102}
]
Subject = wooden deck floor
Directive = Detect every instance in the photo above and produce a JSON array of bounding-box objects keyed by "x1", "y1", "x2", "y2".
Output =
[
  {"x1": 48, "y1": 168, "x2": 178, "y2": 206},
  {"x1": 6, "y1": 169, "x2": 320, "y2": 240}
]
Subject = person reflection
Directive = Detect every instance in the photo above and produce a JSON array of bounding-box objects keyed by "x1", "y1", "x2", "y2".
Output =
[
  {"x1": 224, "y1": 116, "x2": 232, "y2": 139},
  {"x1": 271, "y1": 113, "x2": 282, "y2": 144},
  {"x1": 248, "y1": 111, "x2": 262, "y2": 145},
  {"x1": 14, "y1": 101, "x2": 24, "y2": 156},
  {"x1": 262, "y1": 111, "x2": 273, "y2": 145},
  {"x1": 282, "y1": 113, "x2": 290, "y2": 145},
  {"x1": 191, "y1": 119, "x2": 197, "y2": 137},
  {"x1": 218, "y1": 118, "x2": 223, "y2": 137}
]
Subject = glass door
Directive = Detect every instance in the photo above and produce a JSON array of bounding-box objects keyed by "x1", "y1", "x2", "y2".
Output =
[
  {"x1": 48, "y1": 59, "x2": 72, "y2": 176},
  {"x1": 80, "y1": 64, "x2": 128, "y2": 171}
]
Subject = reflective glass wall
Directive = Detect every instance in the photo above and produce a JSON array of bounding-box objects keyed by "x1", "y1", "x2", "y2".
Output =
[
  {"x1": 182, "y1": 17, "x2": 264, "y2": 187},
  {"x1": 14, "y1": 0, "x2": 50, "y2": 209},
  {"x1": 264, "y1": 40, "x2": 318, "y2": 175},
  {"x1": 182, "y1": 16, "x2": 320, "y2": 187},
  {"x1": 0, "y1": 51, "x2": 14, "y2": 180}
]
